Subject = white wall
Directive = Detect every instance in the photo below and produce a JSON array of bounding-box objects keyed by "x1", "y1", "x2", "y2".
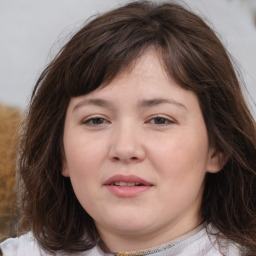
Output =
[{"x1": 0, "y1": 0, "x2": 255, "y2": 115}]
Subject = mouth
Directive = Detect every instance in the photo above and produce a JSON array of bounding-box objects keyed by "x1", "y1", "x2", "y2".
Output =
[
  {"x1": 104, "y1": 175, "x2": 152, "y2": 197},
  {"x1": 104, "y1": 174, "x2": 152, "y2": 187},
  {"x1": 110, "y1": 182, "x2": 146, "y2": 187}
]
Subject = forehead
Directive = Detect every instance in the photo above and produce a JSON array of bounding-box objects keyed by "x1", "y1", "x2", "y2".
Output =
[
  {"x1": 93, "y1": 49, "x2": 172, "y2": 94},
  {"x1": 67, "y1": 49, "x2": 201, "y2": 116}
]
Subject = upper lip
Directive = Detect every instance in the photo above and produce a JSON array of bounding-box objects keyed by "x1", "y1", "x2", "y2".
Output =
[{"x1": 104, "y1": 174, "x2": 152, "y2": 186}]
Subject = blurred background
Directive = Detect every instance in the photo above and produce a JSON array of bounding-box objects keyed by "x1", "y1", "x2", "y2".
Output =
[{"x1": 0, "y1": 0, "x2": 255, "y2": 115}]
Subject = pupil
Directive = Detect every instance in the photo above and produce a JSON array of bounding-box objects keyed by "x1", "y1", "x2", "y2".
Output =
[
  {"x1": 93, "y1": 118, "x2": 103, "y2": 124},
  {"x1": 155, "y1": 117, "x2": 165, "y2": 124}
]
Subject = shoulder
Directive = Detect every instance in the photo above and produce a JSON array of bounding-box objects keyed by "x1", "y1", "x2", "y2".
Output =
[
  {"x1": 0, "y1": 233, "x2": 111, "y2": 256},
  {"x1": 173, "y1": 224, "x2": 242, "y2": 256},
  {"x1": 192, "y1": 224, "x2": 242, "y2": 256},
  {"x1": 0, "y1": 232, "x2": 50, "y2": 256},
  {"x1": 86, "y1": 246, "x2": 112, "y2": 256}
]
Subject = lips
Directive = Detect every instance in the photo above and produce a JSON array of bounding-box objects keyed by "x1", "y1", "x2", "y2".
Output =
[
  {"x1": 104, "y1": 175, "x2": 152, "y2": 197},
  {"x1": 104, "y1": 175, "x2": 152, "y2": 187}
]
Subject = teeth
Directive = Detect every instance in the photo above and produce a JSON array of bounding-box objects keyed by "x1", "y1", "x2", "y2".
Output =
[{"x1": 114, "y1": 182, "x2": 139, "y2": 187}]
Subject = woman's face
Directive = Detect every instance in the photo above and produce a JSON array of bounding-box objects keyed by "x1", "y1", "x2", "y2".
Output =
[{"x1": 62, "y1": 49, "x2": 223, "y2": 251}]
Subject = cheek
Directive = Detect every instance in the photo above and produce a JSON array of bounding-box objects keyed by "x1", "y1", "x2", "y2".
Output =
[
  {"x1": 64, "y1": 135, "x2": 106, "y2": 178},
  {"x1": 64, "y1": 137, "x2": 105, "y2": 209},
  {"x1": 150, "y1": 131, "x2": 209, "y2": 179}
]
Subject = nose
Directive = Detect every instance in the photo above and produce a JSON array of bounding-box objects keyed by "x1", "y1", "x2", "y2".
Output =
[{"x1": 108, "y1": 122, "x2": 146, "y2": 163}]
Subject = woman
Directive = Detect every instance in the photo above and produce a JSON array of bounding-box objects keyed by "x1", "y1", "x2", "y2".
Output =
[{"x1": 1, "y1": 1, "x2": 255, "y2": 255}]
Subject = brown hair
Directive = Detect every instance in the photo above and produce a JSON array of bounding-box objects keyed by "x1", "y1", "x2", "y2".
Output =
[{"x1": 17, "y1": 1, "x2": 256, "y2": 255}]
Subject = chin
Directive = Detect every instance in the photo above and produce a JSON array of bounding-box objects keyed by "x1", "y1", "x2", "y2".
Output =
[{"x1": 111, "y1": 219, "x2": 152, "y2": 234}]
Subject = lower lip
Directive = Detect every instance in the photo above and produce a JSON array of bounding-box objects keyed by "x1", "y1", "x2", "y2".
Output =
[{"x1": 105, "y1": 185, "x2": 151, "y2": 197}]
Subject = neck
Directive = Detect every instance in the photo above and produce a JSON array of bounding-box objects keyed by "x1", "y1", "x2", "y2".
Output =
[{"x1": 97, "y1": 217, "x2": 203, "y2": 253}]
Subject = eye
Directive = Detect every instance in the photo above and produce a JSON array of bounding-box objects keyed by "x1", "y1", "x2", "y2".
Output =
[
  {"x1": 82, "y1": 117, "x2": 109, "y2": 126},
  {"x1": 148, "y1": 116, "x2": 174, "y2": 125}
]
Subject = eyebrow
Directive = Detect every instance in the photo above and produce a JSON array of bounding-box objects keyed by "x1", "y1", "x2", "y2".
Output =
[
  {"x1": 73, "y1": 97, "x2": 187, "y2": 112},
  {"x1": 73, "y1": 98, "x2": 113, "y2": 112},
  {"x1": 137, "y1": 98, "x2": 187, "y2": 110}
]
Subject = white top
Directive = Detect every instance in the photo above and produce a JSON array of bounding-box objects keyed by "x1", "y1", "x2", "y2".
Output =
[{"x1": 0, "y1": 225, "x2": 242, "y2": 256}]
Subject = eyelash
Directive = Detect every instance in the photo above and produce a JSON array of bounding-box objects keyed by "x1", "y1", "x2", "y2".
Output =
[
  {"x1": 81, "y1": 115, "x2": 175, "y2": 127},
  {"x1": 147, "y1": 116, "x2": 175, "y2": 126},
  {"x1": 82, "y1": 116, "x2": 109, "y2": 126}
]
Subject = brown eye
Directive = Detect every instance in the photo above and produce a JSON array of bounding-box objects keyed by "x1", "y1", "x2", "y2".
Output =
[
  {"x1": 149, "y1": 116, "x2": 174, "y2": 125},
  {"x1": 153, "y1": 117, "x2": 167, "y2": 124},
  {"x1": 83, "y1": 117, "x2": 108, "y2": 126}
]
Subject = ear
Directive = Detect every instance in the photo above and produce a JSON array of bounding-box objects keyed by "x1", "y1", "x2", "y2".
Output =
[
  {"x1": 61, "y1": 160, "x2": 70, "y2": 177},
  {"x1": 206, "y1": 148, "x2": 228, "y2": 174}
]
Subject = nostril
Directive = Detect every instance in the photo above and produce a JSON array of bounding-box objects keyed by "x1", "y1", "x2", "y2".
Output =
[{"x1": 111, "y1": 156, "x2": 138, "y2": 162}]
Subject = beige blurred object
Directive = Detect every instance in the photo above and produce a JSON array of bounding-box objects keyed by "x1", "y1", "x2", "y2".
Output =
[{"x1": 0, "y1": 104, "x2": 22, "y2": 240}]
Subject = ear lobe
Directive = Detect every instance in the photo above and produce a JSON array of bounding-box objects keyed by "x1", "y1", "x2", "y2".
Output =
[
  {"x1": 207, "y1": 149, "x2": 228, "y2": 174},
  {"x1": 61, "y1": 161, "x2": 70, "y2": 177}
]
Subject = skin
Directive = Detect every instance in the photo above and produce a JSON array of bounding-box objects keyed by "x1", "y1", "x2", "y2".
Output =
[{"x1": 62, "y1": 49, "x2": 224, "y2": 252}]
